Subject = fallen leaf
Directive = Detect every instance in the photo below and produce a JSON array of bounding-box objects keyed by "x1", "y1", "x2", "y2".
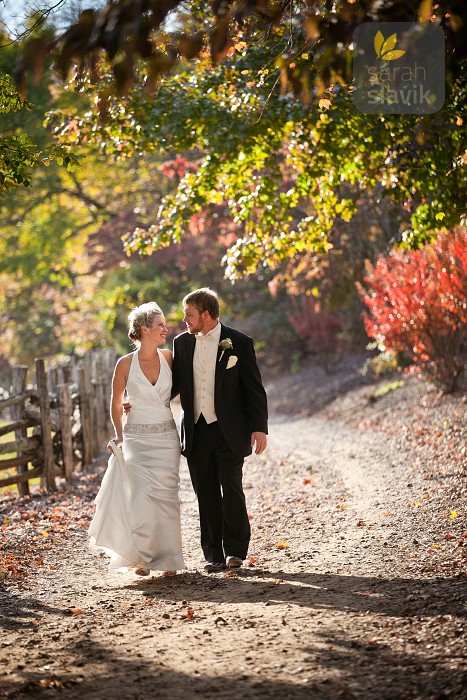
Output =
[
  {"x1": 275, "y1": 540, "x2": 289, "y2": 550},
  {"x1": 449, "y1": 511, "x2": 459, "y2": 519},
  {"x1": 145, "y1": 598, "x2": 154, "y2": 606},
  {"x1": 223, "y1": 570, "x2": 239, "y2": 578}
]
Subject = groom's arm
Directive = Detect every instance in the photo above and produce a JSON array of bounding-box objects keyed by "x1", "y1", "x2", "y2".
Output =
[{"x1": 240, "y1": 337, "x2": 268, "y2": 435}]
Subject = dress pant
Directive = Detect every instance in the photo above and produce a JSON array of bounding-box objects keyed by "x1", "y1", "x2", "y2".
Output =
[{"x1": 188, "y1": 414, "x2": 250, "y2": 563}]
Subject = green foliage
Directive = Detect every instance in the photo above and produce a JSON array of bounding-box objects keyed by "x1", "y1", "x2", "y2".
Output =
[
  {"x1": 372, "y1": 380, "x2": 405, "y2": 400},
  {"x1": 46, "y1": 20, "x2": 466, "y2": 277},
  {"x1": 0, "y1": 26, "x2": 79, "y2": 196}
]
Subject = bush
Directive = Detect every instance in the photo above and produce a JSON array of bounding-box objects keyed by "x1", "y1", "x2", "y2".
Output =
[
  {"x1": 357, "y1": 228, "x2": 467, "y2": 392},
  {"x1": 287, "y1": 294, "x2": 343, "y2": 372}
]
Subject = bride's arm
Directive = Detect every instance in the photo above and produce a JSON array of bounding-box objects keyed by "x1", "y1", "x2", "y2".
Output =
[{"x1": 108, "y1": 356, "x2": 130, "y2": 449}]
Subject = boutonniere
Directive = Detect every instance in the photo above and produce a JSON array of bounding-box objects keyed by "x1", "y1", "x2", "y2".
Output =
[{"x1": 218, "y1": 338, "x2": 233, "y2": 361}]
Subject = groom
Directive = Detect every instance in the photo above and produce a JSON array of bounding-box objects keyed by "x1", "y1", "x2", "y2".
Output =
[{"x1": 172, "y1": 288, "x2": 268, "y2": 573}]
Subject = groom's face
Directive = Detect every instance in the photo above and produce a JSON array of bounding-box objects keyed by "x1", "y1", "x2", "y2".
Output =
[{"x1": 183, "y1": 303, "x2": 207, "y2": 334}]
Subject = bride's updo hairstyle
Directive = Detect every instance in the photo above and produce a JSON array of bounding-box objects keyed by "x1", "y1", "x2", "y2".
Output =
[{"x1": 128, "y1": 302, "x2": 163, "y2": 347}]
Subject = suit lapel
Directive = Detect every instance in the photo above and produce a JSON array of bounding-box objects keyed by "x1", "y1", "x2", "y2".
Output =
[
  {"x1": 215, "y1": 324, "x2": 230, "y2": 399},
  {"x1": 182, "y1": 333, "x2": 196, "y2": 400}
]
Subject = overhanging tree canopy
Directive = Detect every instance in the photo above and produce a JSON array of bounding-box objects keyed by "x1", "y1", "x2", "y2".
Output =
[{"x1": 7, "y1": 1, "x2": 467, "y2": 276}]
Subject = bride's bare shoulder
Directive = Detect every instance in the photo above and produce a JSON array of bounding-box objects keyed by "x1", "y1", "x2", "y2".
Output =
[
  {"x1": 160, "y1": 348, "x2": 173, "y2": 367},
  {"x1": 115, "y1": 353, "x2": 133, "y2": 372}
]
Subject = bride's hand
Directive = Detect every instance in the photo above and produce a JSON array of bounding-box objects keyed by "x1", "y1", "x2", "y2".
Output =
[{"x1": 107, "y1": 437, "x2": 123, "y2": 452}]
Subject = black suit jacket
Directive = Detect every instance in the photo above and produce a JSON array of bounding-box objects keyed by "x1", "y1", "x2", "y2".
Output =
[{"x1": 172, "y1": 323, "x2": 268, "y2": 460}]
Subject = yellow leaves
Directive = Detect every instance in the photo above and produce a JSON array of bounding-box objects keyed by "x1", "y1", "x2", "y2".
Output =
[
  {"x1": 374, "y1": 31, "x2": 406, "y2": 61},
  {"x1": 456, "y1": 116, "x2": 463, "y2": 126},
  {"x1": 435, "y1": 212, "x2": 445, "y2": 221},
  {"x1": 418, "y1": 0, "x2": 434, "y2": 22},
  {"x1": 449, "y1": 511, "x2": 459, "y2": 519},
  {"x1": 40, "y1": 530, "x2": 49, "y2": 537},
  {"x1": 275, "y1": 540, "x2": 289, "y2": 550}
]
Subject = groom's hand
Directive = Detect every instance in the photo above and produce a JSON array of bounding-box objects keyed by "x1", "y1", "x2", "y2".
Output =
[{"x1": 251, "y1": 432, "x2": 267, "y2": 455}]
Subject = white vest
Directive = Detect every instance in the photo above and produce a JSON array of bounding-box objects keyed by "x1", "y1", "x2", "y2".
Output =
[{"x1": 193, "y1": 323, "x2": 221, "y2": 424}]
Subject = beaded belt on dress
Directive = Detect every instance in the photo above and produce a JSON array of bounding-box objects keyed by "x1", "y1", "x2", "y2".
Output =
[{"x1": 124, "y1": 419, "x2": 177, "y2": 435}]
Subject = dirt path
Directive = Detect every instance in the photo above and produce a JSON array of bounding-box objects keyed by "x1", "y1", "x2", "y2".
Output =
[{"x1": 1, "y1": 413, "x2": 466, "y2": 699}]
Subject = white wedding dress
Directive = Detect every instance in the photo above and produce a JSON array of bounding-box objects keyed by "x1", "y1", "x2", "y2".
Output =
[{"x1": 89, "y1": 349, "x2": 185, "y2": 572}]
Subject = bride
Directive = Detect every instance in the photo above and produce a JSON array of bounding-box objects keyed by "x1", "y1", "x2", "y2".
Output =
[{"x1": 89, "y1": 302, "x2": 185, "y2": 576}]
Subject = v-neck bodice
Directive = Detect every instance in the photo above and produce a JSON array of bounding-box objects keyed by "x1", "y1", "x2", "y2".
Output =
[
  {"x1": 125, "y1": 349, "x2": 173, "y2": 425},
  {"x1": 137, "y1": 350, "x2": 161, "y2": 387}
]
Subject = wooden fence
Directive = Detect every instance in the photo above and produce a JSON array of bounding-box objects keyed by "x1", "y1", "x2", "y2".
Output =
[{"x1": 0, "y1": 348, "x2": 117, "y2": 495}]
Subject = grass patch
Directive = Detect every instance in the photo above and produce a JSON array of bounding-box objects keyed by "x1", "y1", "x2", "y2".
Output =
[{"x1": 372, "y1": 380, "x2": 405, "y2": 400}]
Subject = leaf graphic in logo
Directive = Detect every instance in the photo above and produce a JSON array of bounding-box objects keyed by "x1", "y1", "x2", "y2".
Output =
[
  {"x1": 374, "y1": 31, "x2": 385, "y2": 57},
  {"x1": 374, "y1": 31, "x2": 406, "y2": 61}
]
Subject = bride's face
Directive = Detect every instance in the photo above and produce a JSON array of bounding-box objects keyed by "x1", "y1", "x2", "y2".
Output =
[
  {"x1": 143, "y1": 315, "x2": 168, "y2": 345},
  {"x1": 183, "y1": 304, "x2": 205, "y2": 334}
]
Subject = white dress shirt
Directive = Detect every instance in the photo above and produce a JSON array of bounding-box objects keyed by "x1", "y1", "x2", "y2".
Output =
[{"x1": 193, "y1": 322, "x2": 221, "y2": 424}]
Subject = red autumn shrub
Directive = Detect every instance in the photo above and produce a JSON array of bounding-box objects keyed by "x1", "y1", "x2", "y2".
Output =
[{"x1": 358, "y1": 227, "x2": 467, "y2": 392}]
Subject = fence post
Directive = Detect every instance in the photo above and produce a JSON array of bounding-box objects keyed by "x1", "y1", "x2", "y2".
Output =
[
  {"x1": 78, "y1": 364, "x2": 93, "y2": 468},
  {"x1": 58, "y1": 383, "x2": 74, "y2": 482},
  {"x1": 94, "y1": 352, "x2": 107, "y2": 454},
  {"x1": 11, "y1": 366, "x2": 29, "y2": 497},
  {"x1": 35, "y1": 358, "x2": 56, "y2": 492}
]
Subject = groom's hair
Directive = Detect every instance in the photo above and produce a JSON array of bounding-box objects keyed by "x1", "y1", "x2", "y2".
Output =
[{"x1": 183, "y1": 288, "x2": 220, "y2": 319}]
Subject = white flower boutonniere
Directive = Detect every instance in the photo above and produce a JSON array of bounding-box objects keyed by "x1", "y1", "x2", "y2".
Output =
[{"x1": 218, "y1": 338, "x2": 233, "y2": 361}]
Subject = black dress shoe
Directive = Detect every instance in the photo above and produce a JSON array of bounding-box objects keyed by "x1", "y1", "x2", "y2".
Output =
[
  {"x1": 226, "y1": 555, "x2": 243, "y2": 568},
  {"x1": 203, "y1": 561, "x2": 225, "y2": 573}
]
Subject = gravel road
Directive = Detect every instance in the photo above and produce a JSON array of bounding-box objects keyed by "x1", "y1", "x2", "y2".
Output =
[{"x1": 1, "y1": 397, "x2": 465, "y2": 699}]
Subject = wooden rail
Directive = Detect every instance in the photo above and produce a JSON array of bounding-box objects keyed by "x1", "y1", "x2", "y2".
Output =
[{"x1": 0, "y1": 348, "x2": 116, "y2": 494}]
